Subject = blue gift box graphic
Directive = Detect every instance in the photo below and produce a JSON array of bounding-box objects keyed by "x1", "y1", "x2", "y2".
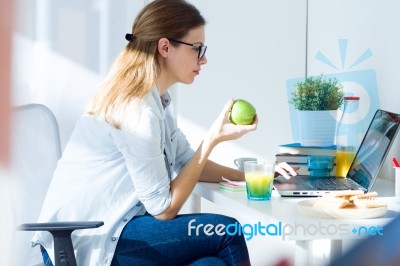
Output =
[
  {"x1": 287, "y1": 69, "x2": 380, "y2": 142},
  {"x1": 287, "y1": 40, "x2": 380, "y2": 142}
]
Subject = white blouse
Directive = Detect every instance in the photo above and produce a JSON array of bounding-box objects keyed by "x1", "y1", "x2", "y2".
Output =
[{"x1": 32, "y1": 86, "x2": 195, "y2": 266}]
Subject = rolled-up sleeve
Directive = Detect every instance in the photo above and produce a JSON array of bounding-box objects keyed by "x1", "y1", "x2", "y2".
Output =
[
  {"x1": 111, "y1": 106, "x2": 171, "y2": 216},
  {"x1": 174, "y1": 129, "x2": 195, "y2": 173}
]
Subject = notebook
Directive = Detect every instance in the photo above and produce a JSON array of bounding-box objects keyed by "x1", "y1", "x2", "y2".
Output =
[{"x1": 274, "y1": 109, "x2": 400, "y2": 197}]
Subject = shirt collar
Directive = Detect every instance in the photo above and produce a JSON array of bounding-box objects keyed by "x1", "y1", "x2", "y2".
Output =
[{"x1": 160, "y1": 91, "x2": 172, "y2": 109}]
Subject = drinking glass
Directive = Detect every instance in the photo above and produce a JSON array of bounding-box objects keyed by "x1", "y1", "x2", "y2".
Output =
[{"x1": 244, "y1": 161, "x2": 275, "y2": 200}]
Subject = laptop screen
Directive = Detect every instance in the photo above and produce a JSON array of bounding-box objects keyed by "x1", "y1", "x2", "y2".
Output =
[{"x1": 348, "y1": 109, "x2": 400, "y2": 190}]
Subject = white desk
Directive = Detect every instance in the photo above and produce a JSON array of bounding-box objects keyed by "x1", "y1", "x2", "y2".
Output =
[{"x1": 190, "y1": 179, "x2": 400, "y2": 265}]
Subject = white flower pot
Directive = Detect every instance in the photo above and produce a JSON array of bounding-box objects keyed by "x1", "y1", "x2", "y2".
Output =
[{"x1": 298, "y1": 110, "x2": 338, "y2": 147}]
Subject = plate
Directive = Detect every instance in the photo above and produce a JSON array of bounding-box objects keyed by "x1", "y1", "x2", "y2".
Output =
[{"x1": 297, "y1": 199, "x2": 388, "y2": 219}]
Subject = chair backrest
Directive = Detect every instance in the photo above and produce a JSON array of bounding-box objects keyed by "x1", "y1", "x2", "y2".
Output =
[{"x1": 11, "y1": 104, "x2": 61, "y2": 266}]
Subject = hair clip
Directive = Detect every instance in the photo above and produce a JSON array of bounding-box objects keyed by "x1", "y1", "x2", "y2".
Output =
[{"x1": 125, "y1": 33, "x2": 134, "y2": 42}]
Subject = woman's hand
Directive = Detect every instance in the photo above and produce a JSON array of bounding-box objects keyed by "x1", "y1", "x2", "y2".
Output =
[
  {"x1": 205, "y1": 99, "x2": 257, "y2": 147},
  {"x1": 275, "y1": 162, "x2": 298, "y2": 179}
]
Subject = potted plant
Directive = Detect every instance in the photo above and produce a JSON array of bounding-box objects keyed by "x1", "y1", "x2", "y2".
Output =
[{"x1": 290, "y1": 74, "x2": 344, "y2": 147}]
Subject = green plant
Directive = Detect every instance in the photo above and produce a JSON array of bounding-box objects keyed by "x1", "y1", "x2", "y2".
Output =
[{"x1": 290, "y1": 75, "x2": 344, "y2": 110}]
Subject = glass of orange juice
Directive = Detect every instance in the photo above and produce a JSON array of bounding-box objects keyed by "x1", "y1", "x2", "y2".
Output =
[
  {"x1": 244, "y1": 161, "x2": 275, "y2": 200},
  {"x1": 335, "y1": 148, "x2": 357, "y2": 178}
]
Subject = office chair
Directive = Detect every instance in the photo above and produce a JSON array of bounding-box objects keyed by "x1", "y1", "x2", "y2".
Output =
[{"x1": 12, "y1": 104, "x2": 103, "y2": 266}]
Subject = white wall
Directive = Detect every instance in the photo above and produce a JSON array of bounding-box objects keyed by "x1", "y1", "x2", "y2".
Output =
[
  {"x1": 12, "y1": 0, "x2": 147, "y2": 149},
  {"x1": 178, "y1": 0, "x2": 307, "y2": 167}
]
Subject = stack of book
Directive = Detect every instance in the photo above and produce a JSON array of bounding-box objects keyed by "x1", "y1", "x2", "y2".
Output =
[{"x1": 275, "y1": 143, "x2": 336, "y2": 176}]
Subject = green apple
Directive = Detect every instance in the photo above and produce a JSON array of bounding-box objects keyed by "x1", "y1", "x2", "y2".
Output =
[{"x1": 229, "y1": 99, "x2": 256, "y2": 125}]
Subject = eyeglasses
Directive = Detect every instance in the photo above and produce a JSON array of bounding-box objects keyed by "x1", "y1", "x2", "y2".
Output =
[{"x1": 169, "y1": 38, "x2": 207, "y2": 60}]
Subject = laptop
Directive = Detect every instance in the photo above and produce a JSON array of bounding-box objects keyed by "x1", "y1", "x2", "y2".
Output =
[{"x1": 274, "y1": 109, "x2": 400, "y2": 197}]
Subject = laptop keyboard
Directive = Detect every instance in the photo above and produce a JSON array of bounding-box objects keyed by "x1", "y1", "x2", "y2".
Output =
[{"x1": 309, "y1": 178, "x2": 362, "y2": 190}]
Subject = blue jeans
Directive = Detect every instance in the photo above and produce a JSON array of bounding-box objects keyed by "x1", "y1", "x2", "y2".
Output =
[{"x1": 42, "y1": 213, "x2": 250, "y2": 266}]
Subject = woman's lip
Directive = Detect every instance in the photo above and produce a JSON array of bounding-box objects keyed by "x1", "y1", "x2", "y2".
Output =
[{"x1": 194, "y1": 70, "x2": 200, "y2": 74}]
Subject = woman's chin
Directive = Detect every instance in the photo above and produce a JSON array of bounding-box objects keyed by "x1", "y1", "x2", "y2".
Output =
[{"x1": 180, "y1": 78, "x2": 195, "y2": 85}]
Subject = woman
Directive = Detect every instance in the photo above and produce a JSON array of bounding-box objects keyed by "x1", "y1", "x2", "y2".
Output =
[{"x1": 34, "y1": 1, "x2": 295, "y2": 265}]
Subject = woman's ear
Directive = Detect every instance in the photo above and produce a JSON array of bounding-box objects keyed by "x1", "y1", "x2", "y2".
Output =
[{"x1": 158, "y1": 38, "x2": 170, "y2": 58}]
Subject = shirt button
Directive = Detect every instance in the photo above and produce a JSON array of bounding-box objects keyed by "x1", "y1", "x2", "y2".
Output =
[
  {"x1": 170, "y1": 163, "x2": 173, "y2": 166},
  {"x1": 123, "y1": 218, "x2": 128, "y2": 222},
  {"x1": 112, "y1": 237, "x2": 117, "y2": 241},
  {"x1": 136, "y1": 202, "x2": 141, "y2": 207}
]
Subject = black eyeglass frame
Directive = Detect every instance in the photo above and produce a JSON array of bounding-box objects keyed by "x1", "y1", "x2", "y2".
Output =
[{"x1": 169, "y1": 38, "x2": 207, "y2": 60}]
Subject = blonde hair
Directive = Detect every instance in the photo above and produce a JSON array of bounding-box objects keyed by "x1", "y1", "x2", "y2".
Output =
[{"x1": 86, "y1": 0, "x2": 205, "y2": 128}]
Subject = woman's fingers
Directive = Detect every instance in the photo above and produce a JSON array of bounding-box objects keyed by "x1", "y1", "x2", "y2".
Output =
[
  {"x1": 220, "y1": 98, "x2": 234, "y2": 121},
  {"x1": 275, "y1": 162, "x2": 298, "y2": 179}
]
